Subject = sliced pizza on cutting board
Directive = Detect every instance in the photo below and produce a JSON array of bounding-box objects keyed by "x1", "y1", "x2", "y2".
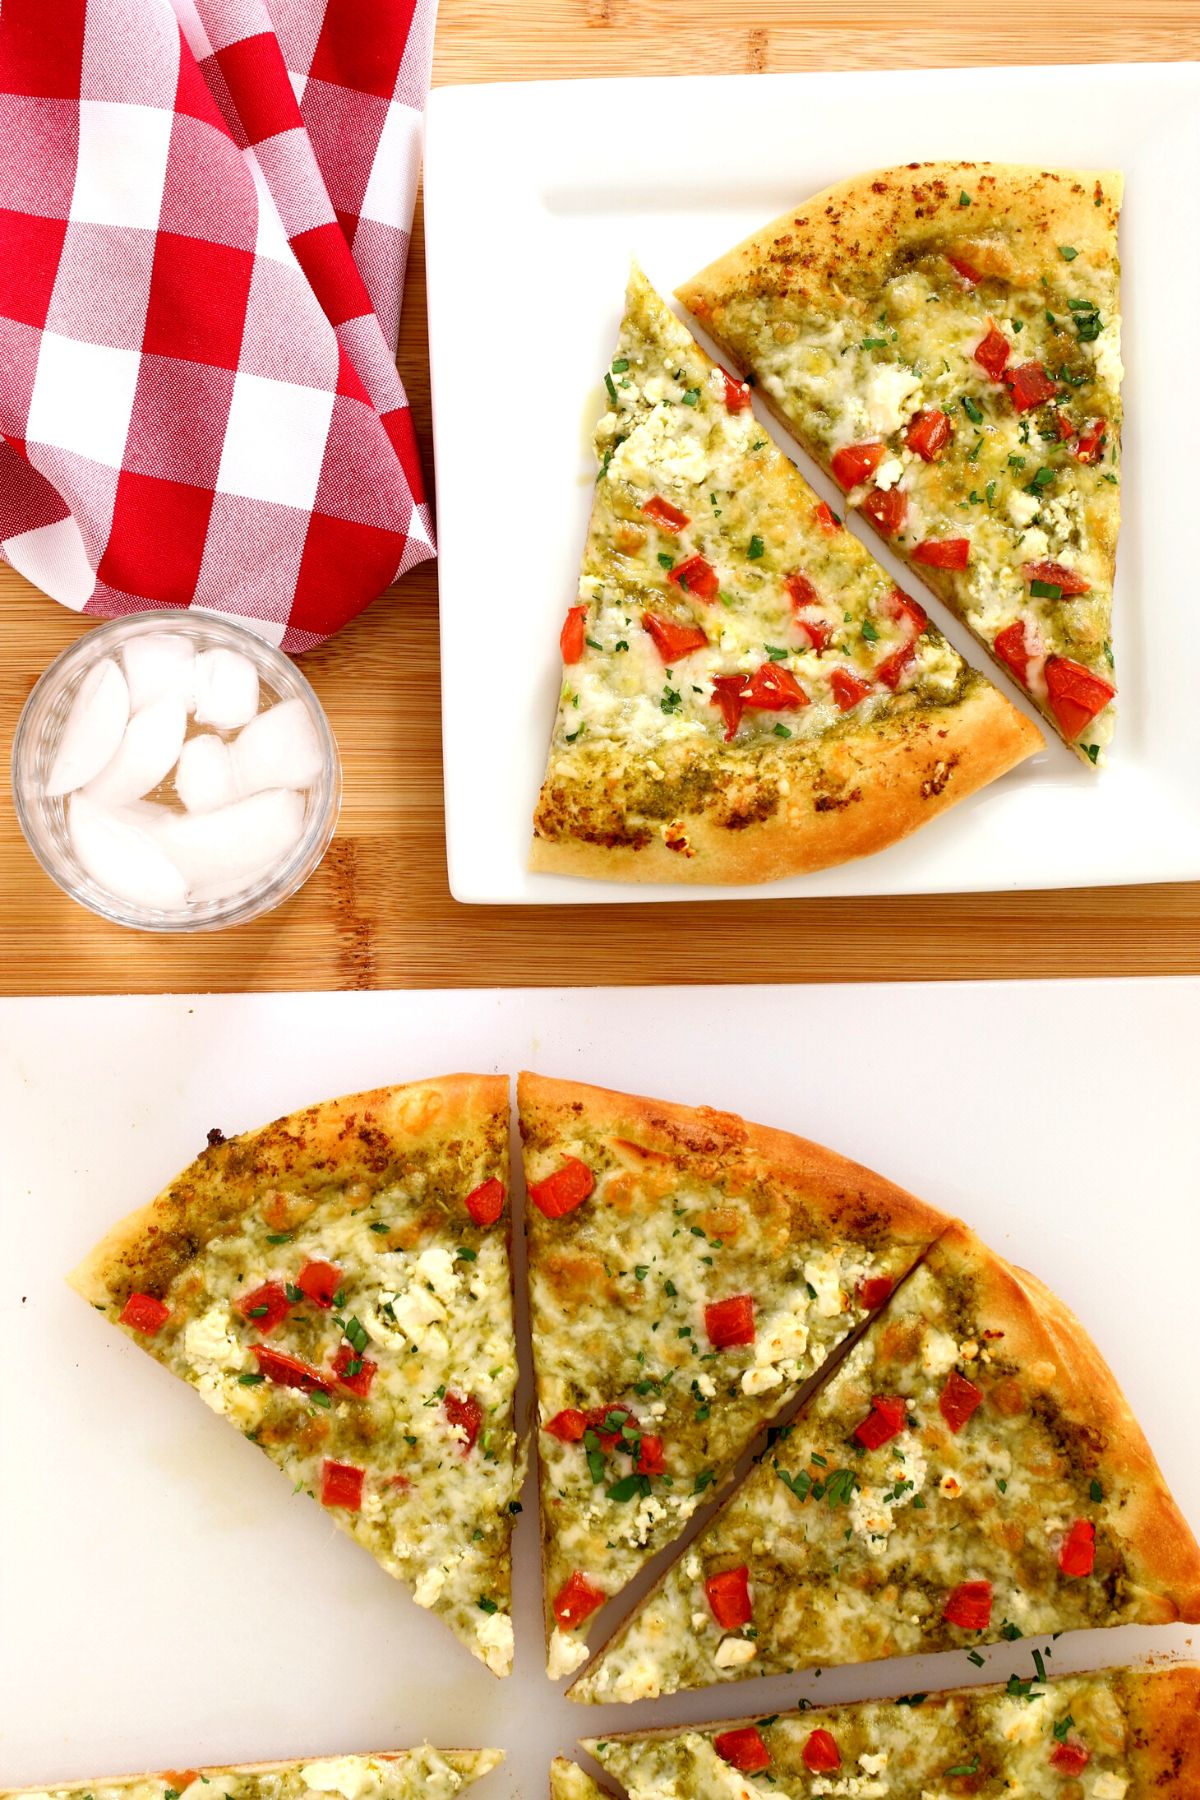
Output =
[
  {"x1": 531, "y1": 264, "x2": 1040, "y2": 884},
  {"x1": 0, "y1": 1752, "x2": 504, "y2": 1800},
  {"x1": 573, "y1": 1220, "x2": 1200, "y2": 1702},
  {"x1": 69, "y1": 1077, "x2": 522, "y2": 1677},
  {"x1": 584, "y1": 1664, "x2": 1200, "y2": 1797},
  {"x1": 518, "y1": 1071, "x2": 952, "y2": 1681},
  {"x1": 679, "y1": 164, "x2": 1122, "y2": 764}
]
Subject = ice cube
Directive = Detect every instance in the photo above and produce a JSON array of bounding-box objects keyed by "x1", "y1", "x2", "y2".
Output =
[
  {"x1": 45, "y1": 658, "x2": 130, "y2": 796},
  {"x1": 83, "y1": 695, "x2": 188, "y2": 808},
  {"x1": 122, "y1": 633, "x2": 196, "y2": 712},
  {"x1": 232, "y1": 698, "x2": 323, "y2": 796},
  {"x1": 68, "y1": 793, "x2": 188, "y2": 911},
  {"x1": 175, "y1": 733, "x2": 238, "y2": 813},
  {"x1": 154, "y1": 789, "x2": 307, "y2": 902},
  {"x1": 193, "y1": 648, "x2": 260, "y2": 729}
]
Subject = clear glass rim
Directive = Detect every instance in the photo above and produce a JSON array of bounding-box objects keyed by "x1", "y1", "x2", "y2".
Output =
[{"x1": 11, "y1": 609, "x2": 342, "y2": 933}]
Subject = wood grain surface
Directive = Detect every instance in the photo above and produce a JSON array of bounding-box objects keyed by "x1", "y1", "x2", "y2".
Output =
[{"x1": 3, "y1": 0, "x2": 1198, "y2": 995}]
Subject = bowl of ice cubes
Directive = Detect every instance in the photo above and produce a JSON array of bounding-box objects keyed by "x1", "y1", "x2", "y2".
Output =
[{"x1": 12, "y1": 611, "x2": 341, "y2": 931}]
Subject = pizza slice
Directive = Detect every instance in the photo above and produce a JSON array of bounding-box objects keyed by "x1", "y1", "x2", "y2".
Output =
[
  {"x1": 679, "y1": 164, "x2": 1122, "y2": 764},
  {"x1": 0, "y1": 1752, "x2": 504, "y2": 1800},
  {"x1": 518, "y1": 1071, "x2": 952, "y2": 1682},
  {"x1": 573, "y1": 1220, "x2": 1200, "y2": 1702},
  {"x1": 584, "y1": 1664, "x2": 1200, "y2": 1797},
  {"x1": 69, "y1": 1077, "x2": 521, "y2": 1677},
  {"x1": 550, "y1": 1762, "x2": 609, "y2": 1800},
  {"x1": 531, "y1": 264, "x2": 1040, "y2": 884}
]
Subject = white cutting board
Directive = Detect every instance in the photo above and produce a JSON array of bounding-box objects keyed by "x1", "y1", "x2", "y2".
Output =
[{"x1": 2, "y1": 982, "x2": 1198, "y2": 1795}]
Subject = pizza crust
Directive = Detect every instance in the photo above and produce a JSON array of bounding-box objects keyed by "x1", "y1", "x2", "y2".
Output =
[{"x1": 532, "y1": 675, "x2": 1039, "y2": 883}]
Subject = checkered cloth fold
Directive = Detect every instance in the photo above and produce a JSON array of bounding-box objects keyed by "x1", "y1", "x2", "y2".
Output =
[{"x1": 0, "y1": 0, "x2": 436, "y2": 651}]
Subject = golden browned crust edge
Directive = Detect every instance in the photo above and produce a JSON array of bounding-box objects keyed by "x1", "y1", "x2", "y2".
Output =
[
  {"x1": 933, "y1": 1222, "x2": 1200, "y2": 1625},
  {"x1": 530, "y1": 679, "x2": 1040, "y2": 884},
  {"x1": 0, "y1": 1750, "x2": 505, "y2": 1799},
  {"x1": 68, "y1": 1074, "x2": 510, "y2": 1309}
]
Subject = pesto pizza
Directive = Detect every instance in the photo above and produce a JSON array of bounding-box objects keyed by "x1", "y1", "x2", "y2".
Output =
[
  {"x1": 518, "y1": 1072, "x2": 950, "y2": 1682},
  {"x1": 573, "y1": 1221, "x2": 1200, "y2": 1703},
  {"x1": 549, "y1": 1763, "x2": 607, "y2": 1800},
  {"x1": 531, "y1": 265, "x2": 1040, "y2": 884},
  {"x1": 584, "y1": 1664, "x2": 1200, "y2": 1798},
  {"x1": 0, "y1": 1752, "x2": 503, "y2": 1800},
  {"x1": 679, "y1": 164, "x2": 1122, "y2": 764},
  {"x1": 69, "y1": 1077, "x2": 522, "y2": 1677}
]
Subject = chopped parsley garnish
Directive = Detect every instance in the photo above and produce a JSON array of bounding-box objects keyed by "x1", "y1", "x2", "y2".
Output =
[
  {"x1": 1026, "y1": 465, "x2": 1056, "y2": 493},
  {"x1": 1059, "y1": 244, "x2": 1079, "y2": 261},
  {"x1": 368, "y1": 1221, "x2": 390, "y2": 1234},
  {"x1": 237, "y1": 1372, "x2": 265, "y2": 1385},
  {"x1": 265, "y1": 1232, "x2": 292, "y2": 1244},
  {"x1": 682, "y1": 387, "x2": 700, "y2": 406},
  {"x1": 945, "y1": 1760, "x2": 979, "y2": 1779},
  {"x1": 1090, "y1": 1478, "x2": 1104, "y2": 1500},
  {"x1": 583, "y1": 1429, "x2": 605, "y2": 1485},
  {"x1": 1030, "y1": 579, "x2": 1062, "y2": 600},
  {"x1": 959, "y1": 190, "x2": 971, "y2": 206},
  {"x1": 861, "y1": 336, "x2": 888, "y2": 350},
  {"x1": 961, "y1": 395, "x2": 983, "y2": 425},
  {"x1": 897, "y1": 1693, "x2": 926, "y2": 1707},
  {"x1": 248, "y1": 1304, "x2": 268, "y2": 1319},
  {"x1": 477, "y1": 1596, "x2": 498, "y2": 1614},
  {"x1": 1053, "y1": 1714, "x2": 1075, "y2": 1741},
  {"x1": 1033, "y1": 1648, "x2": 1047, "y2": 1683},
  {"x1": 634, "y1": 1264, "x2": 649, "y2": 1280},
  {"x1": 996, "y1": 1477, "x2": 1008, "y2": 1494},
  {"x1": 660, "y1": 685, "x2": 683, "y2": 714},
  {"x1": 773, "y1": 723, "x2": 792, "y2": 738},
  {"x1": 765, "y1": 644, "x2": 789, "y2": 661},
  {"x1": 1084, "y1": 742, "x2": 1100, "y2": 764},
  {"x1": 748, "y1": 534, "x2": 765, "y2": 560},
  {"x1": 657, "y1": 551, "x2": 674, "y2": 569},
  {"x1": 604, "y1": 372, "x2": 618, "y2": 405},
  {"x1": 664, "y1": 1279, "x2": 677, "y2": 1297},
  {"x1": 611, "y1": 357, "x2": 629, "y2": 373},
  {"x1": 968, "y1": 1650, "x2": 985, "y2": 1667},
  {"x1": 607, "y1": 1472, "x2": 651, "y2": 1503},
  {"x1": 455, "y1": 1246, "x2": 477, "y2": 1261},
  {"x1": 585, "y1": 636, "x2": 602, "y2": 651},
  {"x1": 1000, "y1": 1620, "x2": 1023, "y2": 1641},
  {"x1": 614, "y1": 639, "x2": 629, "y2": 652},
  {"x1": 775, "y1": 1462, "x2": 812, "y2": 1502},
  {"x1": 694, "y1": 1469, "x2": 716, "y2": 1493},
  {"x1": 860, "y1": 619, "x2": 880, "y2": 642},
  {"x1": 310, "y1": 1391, "x2": 332, "y2": 1409}
]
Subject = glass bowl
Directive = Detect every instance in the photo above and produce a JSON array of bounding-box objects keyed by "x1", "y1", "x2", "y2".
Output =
[{"x1": 12, "y1": 610, "x2": 341, "y2": 932}]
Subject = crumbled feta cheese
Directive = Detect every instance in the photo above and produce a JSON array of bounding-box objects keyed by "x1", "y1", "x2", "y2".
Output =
[
  {"x1": 742, "y1": 1364, "x2": 784, "y2": 1395},
  {"x1": 1090, "y1": 319, "x2": 1123, "y2": 392},
  {"x1": 859, "y1": 1753, "x2": 888, "y2": 1776},
  {"x1": 873, "y1": 456, "x2": 905, "y2": 491},
  {"x1": 804, "y1": 1253, "x2": 845, "y2": 1318},
  {"x1": 695, "y1": 1373, "x2": 717, "y2": 1399},
  {"x1": 1007, "y1": 489, "x2": 1040, "y2": 528},
  {"x1": 389, "y1": 1283, "x2": 445, "y2": 1344},
  {"x1": 413, "y1": 1245, "x2": 459, "y2": 1303},
  {"x1": 921, "y1": 1328, "x2": 959, "y2": 1376},
  {"x1": 476, "y1": 1608, "x2": 514, "y2": 1676},
  {"x1": 863, "y1": 363, "x2": 923, "y2": 436},
  {"x1": 301, "y1": 1760, "x2": 375, "y2": 1800},
  {"x1": 1091, "y1": 1776, "x2": 1129, "y2": 1800},
  {"x1": 608, "y1": 408, "x2": 707, "y2": 488},
  {"x1": 183, "y1": 1306, "x2": 244, "y2": 1371},
  {"x1": 1020, "y1": 526, "x2": 1050, "y2": 560},
  {"x1": 713, "y1": 1635, "x2": 758, "y2": 1669},
  {"x1": 413, "y1": 1564, "x2": 446, "y2": 1608},
  {"x1": 547, "y1": 1624, "x2": 589, "y2": 1680}
]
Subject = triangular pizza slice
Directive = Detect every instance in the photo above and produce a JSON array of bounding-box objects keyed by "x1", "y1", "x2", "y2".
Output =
[
  {"x1": 550, "y1": 1762, "x2": 609, "y2": 1800},
  {"x1": 0, "y1": 1752, "x2": 504, "y2": 1800},
  {"x1": 69, "y1": 1077, "x2": 521, "y2": 1677},
  {"x1": 531, "y1": 265, "x2": 1040, "y2": 884},
  {"x1": 518, "y1": 1072, "x2": 952, "y2": 1681},
  {"x1": 679, "y1": 164, "x2": 1122, "y2": 764},
  {"x1": 573, "y1": 1221, "x2": 1200, "y2": 1702},
  {"x1": 584, "y1": 1665, "x2": 1200, "y2": 1797}
]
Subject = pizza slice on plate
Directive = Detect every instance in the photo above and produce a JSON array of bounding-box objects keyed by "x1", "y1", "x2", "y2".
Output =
[
  {"x1": 679, "y1": 164, "x2": 1122, "y2": 764},
  {"x1": 549, "y1": 1761, "x2": 608, "y2": 1800},
  {"x1": 531, "y1": 264, "x2": 1040, "y2": 884},
  {"x1": 0, "y1": 1752, "x2": 504, "y2": 1800},
  {"x1": 572, "y1": 1220, "x2": 1200, "y2": 1702},
  {"x1": 518, "y1": 1072, "x2": 952, "y2": 1681},
  {"x1": 584, "y1": 1665, "x2": 1200, "y2": 1797},
  {"x1": 69, "y1": 1077, "x2": 521, "y2": 1676}
]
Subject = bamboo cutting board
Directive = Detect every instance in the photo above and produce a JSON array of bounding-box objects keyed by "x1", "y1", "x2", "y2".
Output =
[{"x1": 2, "y1": 0, "x2": 1199, "y2": 994}]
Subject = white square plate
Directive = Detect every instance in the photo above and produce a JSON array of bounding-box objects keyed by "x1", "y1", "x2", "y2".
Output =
[
  {"x1": 2, "y1": 981, "x2": 1199, "y2": 1794},
  {"x1": 425, "y1": 62, "x2": 1200, "y2": 903}
]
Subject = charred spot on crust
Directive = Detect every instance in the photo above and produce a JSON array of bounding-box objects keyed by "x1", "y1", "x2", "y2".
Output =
[
  {"x1": 813, "y1": 787, "x2": 862, "y2": 814},
  {"x1": 920, "y1": 757, "x2": 959, "y2": 799},
  {"x1": 206, "y1": 1127, "x2": 226, "y2": 1148}
]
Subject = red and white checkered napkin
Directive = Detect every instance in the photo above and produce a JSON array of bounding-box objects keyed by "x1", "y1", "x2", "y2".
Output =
[{"x1": 0, "y1": 0, "x2": 436, "y2": 651}]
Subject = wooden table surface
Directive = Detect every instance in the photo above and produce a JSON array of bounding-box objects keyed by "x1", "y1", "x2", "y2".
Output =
[{"x1": 3, "y1": 0, "x2": 1198, "y2": 995}]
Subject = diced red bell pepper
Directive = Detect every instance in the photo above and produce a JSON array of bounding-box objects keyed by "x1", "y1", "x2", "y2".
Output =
[
  {"x1": 743, "y1": 663, "x2": 809, "y2": 710},
  {"x1": 444, "y1": 1390, "x2": 484, "y2": 1453},
  {"x1": 858, "y1": 1275, "x2": 894, "y2": 1309},
  {"x1": 853, "y1": 1395, "x2": 909, "y2": 1451},
  {"x1": 544, "y1": 1408, "x2": 588, "y2": 1442},
  {"x1": 802, "y1": 1729, "x2": 841, "y2": 1774},
  {"x1": 875, "y1": 639, "x2": 918, "y2": 690},
  {"x1": 634, "y1": 1432, "x2": 665, "y2": 1475},
  {"x1": 943, "y1": 1580, "x2": 993, "y2": 1630},
  {"x1": 668, "y1": 554, "x2": 720, "y2": 601},
  {"x1": 1058, "y1": 1518, "x2": 1096, "y2": 1577},
  {"x1": 236, "y1": 1281, "x2": 291, "y2": 1336},
  {"x1": 723, "y1": 371, "x2": 752, "y2": 412},
  {"x1": 705, "y1": 1565, "x2": 752, "y2": 1630},
  {"x1": 332, "y1": 1343, "x2": 377, "y2": 1398},
  {"x1": 529, "y1": 1157, "x2": 595, "y2": 1219},
  {"x1": 831, "y1": 440, "x2": 885, "y2": 490},
  {"x1": 913, "y1": 537, "x2": 971, "y2": 571},
  {"x1": 1044, "y1": 657, "x2": 1115, "y2": 742},
  {"x1": 641, "y1": 495, "x2": 690, "y2": 533},
  {"x1": 785, "y1": 572, "x2": 819, "y2": 609},
  {"x1": 715, "y1": 1728, "x2": 770, "y2": 1775},
  {"x1": 885, "y1": 588, "x2": 928, "y2": 635},
  {"x1": 861, "y1": 485, "x2": 908, "y2": 536},
  {"x1": 710, "y1": 674, "x2": 748, "y2": 742},
  {"x1": 946, "y1": 251, "x2": 983, "y2": 286},
  {"x1": 643, "y1": 612, "x2": 709, "y2": 662},
  {"x1": 585, "y1": 1404, "x2": 637, "y2": 1450},
  {"x1": 1022, "y1": 559, "x2": 1090, "y2": 598},
  {"x1": 939, "y1": 1369, "x2": 984, "y2": 1434},
  {"x1": 1005, "y1": 361, "x2": 1059, "y2": 412},
  {"x1": 813, "y1": 500, "x2": 841, "y2": 533},
  {"x1": 1073, "y1": 417, "x2": 1107, "y2": 464},
  {"x1": 830, "y1": 667, "x2": 872, "y2": 711},
  {"x1": 1050, "y1": 1741, "x2": 1091, "y2": 1775},
  {"x1": 705, "y1": 1293, "x2": 756, "y2": 1348},
  {"x1": 973, "y1": 318, "x2": 1011, "y2": 381},
  {"x1": 905, "y1": 408, "x2": 953, "y2": 461},
  {"x1": 321, "y1": 1459, "x2": 365, "y2": 1511},
  {"x1": 552, "y1": 1570, "x2": 606, "y2": 1629},
  {"x1": 993, "y1": 619, "x2": 1034, "y2": 684},
  {"x1": 798, "y1": 614, "x2": 833, "y2": 652},
  {"x1": 560, "y1": 605, "x2": 586, "y2": 665},
  {"x1": 253, "y1": 1345, "x2": 331, "y2": 1393},
  {"x1": 464, "y1": 1177, "x2": 504, "y2": 1228},
  {"x1": 119, "y1": 1292, "x2": 169, "y2": 1334},
  {"x1": 297, "y1": 1260, "x2": 341, "y2": 1309}
]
